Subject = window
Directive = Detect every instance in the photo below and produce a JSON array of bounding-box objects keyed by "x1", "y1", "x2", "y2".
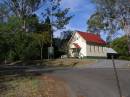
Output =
[
  {"x1": 98, "y1": 46, "x2": 99, "y2": 52},
  {"x1": 94, "y1": 45, "x2": 96, "y2": 52},
  {"x1": 90, "y1": 45, "x2": 91, "y2": 52},
  {"x1": 102, "y1": 46, "x2": 104, "y2": 52}
]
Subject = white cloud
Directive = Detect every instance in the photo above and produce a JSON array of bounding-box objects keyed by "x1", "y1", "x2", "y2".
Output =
[
  {"x1": 61, "y1": 0, "x2": 95, "y2": 13},
  {"x1": 54, "y1": 25, "x2": 86, "y2": 37},
  {"x1": 53, "y1": 0, "x2": 96, "y2": 37},
  {"x1": 61, "y1": 0, "x2": 84, "y2": 12}
]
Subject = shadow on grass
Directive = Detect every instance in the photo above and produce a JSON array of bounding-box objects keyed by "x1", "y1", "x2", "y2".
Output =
[
  {"x1": 0, "y1": 60, "x2": 69, "y2": 95},
  {"x1": 0, "y1": 59, "x2": 72, "y2": 81},
  {"x1": 0, "y1": 58, "x2": 82, "y2": 94},
  {"x1": 0, "y1": 59, "x2": 77, "y2": 79}
]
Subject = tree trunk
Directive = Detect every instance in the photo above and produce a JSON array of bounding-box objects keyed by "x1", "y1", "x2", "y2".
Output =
[
  {"x1": 40, "y1": 47, "x2": 43, "y2": 60},
  {"x1": 22, "y1": 19, "x2": 28, "y2": 32}
]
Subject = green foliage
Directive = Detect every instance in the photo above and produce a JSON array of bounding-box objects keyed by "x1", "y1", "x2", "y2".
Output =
[
  {"x1": 119, "y1": 56, "x2": 130, "y2": 60},
  {"x1": 33, "y1": 32, "x2": 50, "y2": 46},
  {"x1": 0, "y1": 16, "x2": 23, "y2": 32},
  {"x1": 42, "y1": 0, "x2": 73, "y2": 30},
  {"x1": 33, "y1": 32, "x2": 51, "y2": 60},
  {"x1": 89, "y1": 0, "x2": 130, "y2": 43},
  {"x1": 54, "y1": 8, "x2": 73, "y2": 29},
  {"x1": 87, "y1": 12, "x2": 105, "y2": 33},
  {"x1": 111, "y1": 36, "x2": 130, "y2": 60},
  {"x1": 36, "y1": 17, "x2": 51, "y2": 33},
  {"x1": 3, "y1": 32, "x2": 38, "y2": 61},
  {"x1": 0, "y1": 0, "x2": 72, "y2": 63}
]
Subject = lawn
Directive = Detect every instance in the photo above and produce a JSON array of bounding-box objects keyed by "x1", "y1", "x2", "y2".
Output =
[
  {"x1": 0, "y1": 59, "x2": 95, "y2": 97},
  {"x1": 6, "y1": 59, "x2": 96, "y2": 67},
  {"x1": 0, "y1": 76, "x2": 41, "y2": 97},
  {"x1": 0, "y1": 74, "x2": 74, "y2": 97}
]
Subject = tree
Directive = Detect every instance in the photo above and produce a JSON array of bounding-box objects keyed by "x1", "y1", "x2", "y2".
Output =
[
  {"x1": 42, "y1": 0, "x2": 73, "y2": 45},
  {"x1": 60, "y1": 30, "x2": 73, "y2": 55},
  {"x1": 0, "y1": 0, "x2": 72, "y2": 61},
  {"x1": 87, "y1": 12, "x2": 105, "y2": 34},
  {"x1": 111, "y1": 36, "x2": 130, "y2": 60},
  {"x1": 33, "y1": 32, "x2": 50, "y2": 60},
  {"x1": 3, "y1": 0, "x2": 45, "y2": 32},
  {"x1": 0, "y1": 3, "x2": 9, "y2": 23},
  {"x1": 26, "y1": 14, "x2": 39, "y2": 32},
  {"x1": 3, "y1": 0, "x2": 45, "y2": 18},
  {"x1": 89, "y1": 0, "x2": 130, "y2": 43},
  {"x1": 0, "y1": 16, "x2": 24, "y2": 33},
  {"x1": 0, "y1": 32, "x2": 11, "y2": 62}
]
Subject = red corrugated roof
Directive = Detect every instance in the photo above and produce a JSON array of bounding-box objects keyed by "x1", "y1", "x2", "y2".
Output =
[
  {"x1": 78, "y1": 31, "x2": 106, "y2": 45},
  {"x1": 73, "y1": 43, "x2": 81, "y2": 48}
]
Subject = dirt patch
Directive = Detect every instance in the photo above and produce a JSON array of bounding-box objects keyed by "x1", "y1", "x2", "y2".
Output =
[
  {"x1": 0, "y1": 75, "x2": 77, "y2": 97},
  {"x1": 3, "y1": 59, "x2": 95, "y2": 68},
  {"x1": 39, "y1": 74, "x2": 76, "y2": 97},
  {"x1": 41, "y1": 59, "x2": 96, "y2": 67}
]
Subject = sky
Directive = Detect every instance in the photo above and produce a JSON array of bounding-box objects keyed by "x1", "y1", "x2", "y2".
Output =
[
  {"x1": 58, "y1": 0, "x2": 124, "y2": 40},
  {"x1": 36, "y1": 0, "x2": 96, "y2": 37},
  {"x1": 0, "y1": 0, "x2": 124, "y2": 40},
  {"x1": 57, "y1": 0, "x2": 96, "y2": 37}
]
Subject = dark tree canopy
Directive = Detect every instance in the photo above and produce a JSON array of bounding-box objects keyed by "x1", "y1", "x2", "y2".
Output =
[
  {"x1": 0, "y1": 0, "x2": 73, "y2": 62},
  {"x1": 111, "y1": 36, "x2": 130, "y2": 60}
]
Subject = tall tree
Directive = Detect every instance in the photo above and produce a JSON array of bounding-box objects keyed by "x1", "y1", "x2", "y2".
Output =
[
  {"x1": 60, "y1": 30, "x2": 73, "y2": 55},
  {"x1": 0, "y1": 16, "x2": 23, "y2": 33},
  {"x1": 111, "y1": 36, "x2": 130, "y2": 60},
  {"x1": 42, "y1": 0, "x2": 72, "y2": 30},
  {"x1": 33, "y1": 32, "x2": 50, "y2": 60},
  {"x1": 89, "y1": 0, "x2": 130, "y2": 43},
  {"x1": 3, "y1": 0, "x2": 45, "y2": 32},
  {"x1": 0, "y1": 3, "x2": 9, "y2": 23},
  {"x1": 42, "y1": 0, "x2": 73, "y2": 46},
  {"x1": 3, "y1": 0, "x2": 45, "y2": 18},
  {"x1": 87, "y1": 12, "x2": 105, "y2": 34}
]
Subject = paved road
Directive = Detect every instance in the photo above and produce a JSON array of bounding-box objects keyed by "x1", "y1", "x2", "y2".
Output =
[
  {"x1": 1, "y1": 59, "x2": 130, "y2": 97},
  {"x1": 50, "y1": 59, "x2": 130, "y2": 97},
  {"x1": 76, "y1": 59, "x2": 130, "y2": 68}
]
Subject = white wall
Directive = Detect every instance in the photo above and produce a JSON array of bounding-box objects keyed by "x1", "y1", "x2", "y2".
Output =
[
  {"x1": 69, "y1": 32, "x2": 87, "y2": 58},
  {"x1": 86, "y1": 43, "x2": 107, "y2": 57},
  {"x1": 69, "y1": 32, "x2": 107, "y2": 58}
]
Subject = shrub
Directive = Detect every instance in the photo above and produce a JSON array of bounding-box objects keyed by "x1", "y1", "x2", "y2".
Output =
[{"x1": 119, "y1": 56, "x2": 130, "y2": 61}]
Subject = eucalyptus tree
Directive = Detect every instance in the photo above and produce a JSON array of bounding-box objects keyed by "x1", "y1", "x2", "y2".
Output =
[
  {"x1": 42, "y1": 0, "x2": 73, "y2": 46},
  {"x1": 0, "y1": 3, "x2": 10, "y2": 23},
  {"x1": 88, "y1": 0, "x2": 130, "y2": 43},
  {"x1": 33, "y1": 32, "x2": 50, "y2": 60},
  {"x1": 3, "y1": 0, "x2": 45, "y2": 32},
  {"x1": 87, "y1": 12, "x2": 105, "y2": 34}
]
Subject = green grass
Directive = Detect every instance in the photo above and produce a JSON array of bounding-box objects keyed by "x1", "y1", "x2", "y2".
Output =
[{"x1": 0, "y1": 76, "x2": 41, "y2": 97}]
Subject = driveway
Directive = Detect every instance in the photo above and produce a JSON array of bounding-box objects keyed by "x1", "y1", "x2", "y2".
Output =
[
  {"x1": 51, "y1": 59, "x2": 130, "y2": 97},
  {"x1": 76, "y1": 59, "x2": 130, "y2": 68}
]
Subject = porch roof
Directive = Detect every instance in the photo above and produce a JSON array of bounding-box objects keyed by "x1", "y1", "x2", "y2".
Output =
[
  {"x1": 107, "y1": 48, "x2": 117, "y2": 54},
  {"x1": 73, "y1": 43, "x2": 81, "y2": 48}
]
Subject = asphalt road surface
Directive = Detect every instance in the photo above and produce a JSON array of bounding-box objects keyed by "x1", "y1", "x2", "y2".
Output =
[{"x1": 51, "y1": 59, "x2": 130, "y2": 97}]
